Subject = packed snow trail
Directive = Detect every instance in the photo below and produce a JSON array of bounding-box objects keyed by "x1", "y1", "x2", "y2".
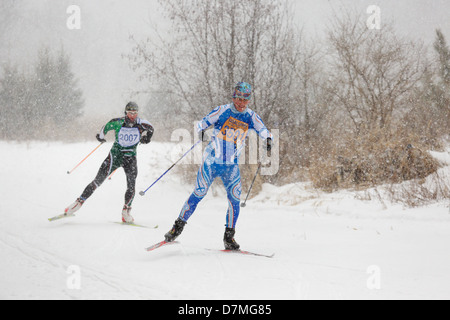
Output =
[{"x1": 1, "y1": 141, "x2": 450, "y2": 299}]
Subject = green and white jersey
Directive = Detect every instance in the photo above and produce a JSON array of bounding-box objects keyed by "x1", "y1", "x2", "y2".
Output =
[{"x1": 98, "y1": 117, "x2": 154, "y2": 157}]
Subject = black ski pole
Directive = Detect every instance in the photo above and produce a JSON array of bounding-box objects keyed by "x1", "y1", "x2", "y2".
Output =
[{"x1": 240, "y1": 162, "x2": 262, "y2": 208}]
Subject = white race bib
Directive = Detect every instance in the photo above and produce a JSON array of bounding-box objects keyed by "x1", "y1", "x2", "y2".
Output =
[{"x1": 118, "y1": 127, "x2": 140, "y2": 147}]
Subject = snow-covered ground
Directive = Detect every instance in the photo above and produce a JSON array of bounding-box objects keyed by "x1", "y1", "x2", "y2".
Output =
[{"x1": 0, "y1": 140, "x2": 449, "y2": 300}]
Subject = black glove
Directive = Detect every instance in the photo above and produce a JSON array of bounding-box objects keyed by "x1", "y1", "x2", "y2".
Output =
[
  {"x1": 266, "y1": 138, "x2": 272, "y2": 152},
  {"x1": 140, "y1": 129, "x2": 153, "y2": 144},
  {"x1": 96, "y1": 134, "x2": 106, "y2": 143},
  {"x1": 198, "y1": 130, "x2": 209, "y2": 142}
]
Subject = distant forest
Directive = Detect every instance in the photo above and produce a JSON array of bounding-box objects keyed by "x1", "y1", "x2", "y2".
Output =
[{"x1": 0, "y1": 47, "x2": 84, "y2": 140}]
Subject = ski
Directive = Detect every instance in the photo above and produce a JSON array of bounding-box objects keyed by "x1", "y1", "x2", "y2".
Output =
[
  {"x1": 144, "y1": 240, "x2": 273, "y2": 258},
  {"x1": 48, "y1": 213, "x2": 75, "y2": 222},
  {"x1": 145, "y1": 240, "x2": 179, "y2": 252},
  {"x1": 112, "y1": 221, "x2": 158, "y2": 229},
  {"x1": 208, "y1": 248, "x2": 275, "y2": 258},
  {"x1": 223, "y1": 249, "x2": 274, "y2": 258}
]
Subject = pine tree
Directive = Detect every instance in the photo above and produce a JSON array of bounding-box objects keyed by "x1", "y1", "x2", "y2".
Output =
[
  {"x1": 33, "y1": 47, "x2": 84, "y2": 132},
  {"x1": 0, "y1": 63, "x2": 31, "y2": 139},
  {"x1": 431, "y1": 29, "x2": 450, "y2": 133},
  {"x1": 434, "y1": 29, "x2": 450, "y2": 86},
  {"x1": 53, "y1": 48, "x2": 84, "y2": 124},
  {"x1": 0, "y1": 64, "x2": 19, "y2": 138},
  {"x1": 0, "y1": 46, "x2": 84, "y2": 140},
  {"x1": 34, "y1": 48, "x2": 57, "y2": 124}
]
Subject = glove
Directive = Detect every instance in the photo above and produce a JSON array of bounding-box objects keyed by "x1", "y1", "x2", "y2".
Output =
[
  {"x1": 198, "y1": 130, "x2": 209, "y2": 142},
  {"x1": 96, "y1": 134, "x2": 106, "y2": 143},
  {"x1": 266, "y1": 138, "x2": 272, "y2": 152},
  {"x1": 140, "y1": 129, "x2": 153, "y2": 144}
]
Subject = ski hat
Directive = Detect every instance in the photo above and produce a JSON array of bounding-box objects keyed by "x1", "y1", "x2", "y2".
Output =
[
  {"x1": 125, "y1": 101, "x2": 139, "y2": 113},
  {"x1": 233, "y1": 82, "x2": 252, "y2": 100}
]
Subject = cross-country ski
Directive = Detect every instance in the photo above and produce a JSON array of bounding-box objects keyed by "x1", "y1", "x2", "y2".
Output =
[
  {"x1": 144, "y1": 240, "x2": 274, "y2": 258},
  {"x1": 48, "y1": 213, "x2": 75, "y2": 222},
  {"x1": 213, "y1": 249, "x2": 275, "y2": 259},
  {"x1": 112, "y1": 221, "x2": 158, "y2": 229},
  {"x1": 145, "y1": 240, "x2": 179, "y2": 252}
]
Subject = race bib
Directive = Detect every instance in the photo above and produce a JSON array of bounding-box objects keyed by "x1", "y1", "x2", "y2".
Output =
[
  {"x1": 218, "y1": 117, "x2": 249, "y2": 145},
  {"x1": 118, "y1": 127, "x2": 140, "y2": 147}
]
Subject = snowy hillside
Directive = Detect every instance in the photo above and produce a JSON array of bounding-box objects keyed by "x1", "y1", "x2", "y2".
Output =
[{"x1": 0, "y1": 140, "x2": 449, "y2": 300}]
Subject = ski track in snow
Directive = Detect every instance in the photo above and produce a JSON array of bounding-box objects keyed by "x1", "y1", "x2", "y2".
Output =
[{"x1": 0, "y1": 141, "x2": 450, "y2": 300}]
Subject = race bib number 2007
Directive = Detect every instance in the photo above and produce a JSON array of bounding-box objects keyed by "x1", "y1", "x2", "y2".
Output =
[{"x1": 118, "y1": 127, "x2": 140, "y2": 147}]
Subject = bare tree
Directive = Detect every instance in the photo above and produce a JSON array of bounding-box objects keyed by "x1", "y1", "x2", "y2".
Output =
[
  {"x1": 305, "y1": 10, "x2": 439, "y2": 191},
  {"x1": 127, "y1": 0, "x2": 337, "y2": 185},
  {"x1": 284, "y1": 36, "x2": 337, "y2": 168},
  {"x1": 128, "y1": 0, "x2": 298, "y2": 127},
  {"x1": 327, "y1": 11, "x2": 426, "y2": 135}
]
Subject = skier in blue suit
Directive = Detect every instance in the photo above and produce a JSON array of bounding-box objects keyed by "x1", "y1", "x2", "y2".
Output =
[{"x1": 164, "y1": 82, "x2": 273, "y2": 250}]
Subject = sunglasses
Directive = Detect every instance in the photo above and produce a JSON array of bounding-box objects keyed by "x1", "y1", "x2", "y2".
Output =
[
  {"x1": 126, "y1": 111, "x2": 138, "y2": 115},
  {"x1": 233, "y1": 90, "x2": 251, "y2": 100}
]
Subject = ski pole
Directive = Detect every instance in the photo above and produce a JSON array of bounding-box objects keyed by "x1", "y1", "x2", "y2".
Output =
[
  {"x1": 108, "y1": 168, "x2": 118, "y2": 180},
  {"x1": 240, "y1": 162, "x2": 262, "y2": 208},
  {"x1": 67, "y1": 142, "x2": 104, "y2": 174},
  {"x1": 139, "y1": 140, "x2": 202, "y2": 196}
]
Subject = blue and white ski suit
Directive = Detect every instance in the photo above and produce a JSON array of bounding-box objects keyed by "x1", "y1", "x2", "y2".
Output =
[{"x1": 178, "y1": 103, "x2": 273, "y2": 228}]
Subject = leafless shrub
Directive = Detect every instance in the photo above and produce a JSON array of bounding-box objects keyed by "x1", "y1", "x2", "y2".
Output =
[
  {"x1": 384, "y1": 171, "x2": 450, "y2": 207},
  {"x1": 308, "y1": 128, "x2": 440, "y2": 192}
]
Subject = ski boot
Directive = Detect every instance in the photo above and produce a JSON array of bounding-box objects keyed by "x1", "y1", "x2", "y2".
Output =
[
  {"x1": 64, "y1": 198, "x2": 84, "y2": 216},
  {"x1": 164, "y1": 218, "x2": 187, "y2": 242},
  {"x1": 223, "y1": 227, "x2": 240, "y2": 250},
  {"x1": 122, "y1": 205, "x2": 134, "y2": 223}
]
